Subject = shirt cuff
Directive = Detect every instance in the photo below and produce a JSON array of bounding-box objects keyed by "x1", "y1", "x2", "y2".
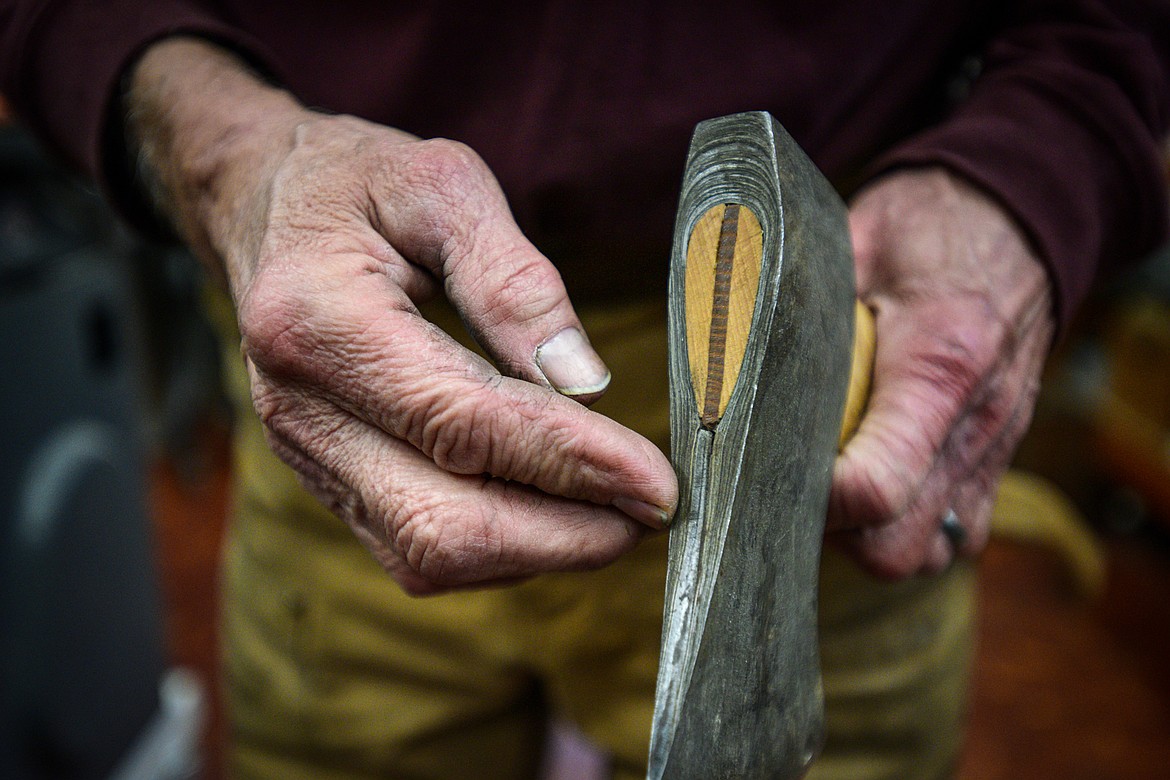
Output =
[
  {"x1": 868, "y1": 66, "x2": 1169, "y2": 331},
  {"x1": 3, "y1": 0, "x2": 283, "y2": 233}
]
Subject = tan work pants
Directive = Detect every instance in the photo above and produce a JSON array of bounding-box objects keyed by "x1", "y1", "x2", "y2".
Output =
[{"x1": 215, "y1": 295, "x2": 974, "y2": 780}]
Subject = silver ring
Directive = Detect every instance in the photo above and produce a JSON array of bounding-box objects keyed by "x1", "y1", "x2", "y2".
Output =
[{"x1": 940, "y1": 508, "x2": 967, "y2": 549}]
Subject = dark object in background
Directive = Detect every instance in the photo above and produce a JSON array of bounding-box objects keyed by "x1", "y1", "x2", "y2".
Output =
[
  {"x1": 0, "y1": 126, "x2": 198, "y2": 779},
  {"x1": 1092, "y1": 245, "x2": 1170, "y2": 533}
]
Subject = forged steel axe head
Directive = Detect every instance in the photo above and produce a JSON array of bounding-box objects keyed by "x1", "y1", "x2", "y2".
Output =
[{"x1": 647, "y1": 112, "x2": 857, "y2": 779}]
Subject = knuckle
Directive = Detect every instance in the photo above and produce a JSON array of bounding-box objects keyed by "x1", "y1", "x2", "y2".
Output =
[
  {"x1": 427, "y1": 420, "x2": 487, "y2": 475},
  {"x1": 417, "y1": 386, "x2": 496, "y2": 475},
  {"x1": 906, "y1": 313, "x2": 1003, "y2": 408},
  {"x1": 918, "y1": 341, "x2": 985, "y2": 405},
  {"x1": 407, "y1": 374, "x2": 535, "y2": 477},
  {"x1": 391, "y1": 505, "x2": 442, "y2": 575},
  {"x1": 402, "y1": 138, "x2": 487, "y2": 200},
  {"x1": 387, "y1": 138, "x2": 502, "y2": 267},
  {"x1": 527, "y1": 426, "x2": 588, "y2": 494},
  {"x1": 393, "y1": 501, "x2": 502, "y2": 586},
  {"x1": 473, "y1": 253, "x2": 564, "y2": 331},
  {"x1": 238, "y1": 274, "x2": 313, "y2": 378},
  {"x1": 414, "y1": 379, "x2": 562, "y2": 484}
]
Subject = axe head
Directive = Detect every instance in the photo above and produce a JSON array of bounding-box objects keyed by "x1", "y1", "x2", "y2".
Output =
[{"x1": 648, "y1": 112, "x2": 855, "y2": 779}]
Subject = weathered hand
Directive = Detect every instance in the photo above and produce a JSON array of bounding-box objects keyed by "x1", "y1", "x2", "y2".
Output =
[
  {"x1": 129, "y1": 39, "x2": 677, "y2": 594},
  {"x1": 828, "y1": 168, "x2": 1056, "y2": 579}
]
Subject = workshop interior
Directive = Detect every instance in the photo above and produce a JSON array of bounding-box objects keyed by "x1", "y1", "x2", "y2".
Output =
[{"x1": 1, "y1": 98, "x2": 1169, "y2": 778}]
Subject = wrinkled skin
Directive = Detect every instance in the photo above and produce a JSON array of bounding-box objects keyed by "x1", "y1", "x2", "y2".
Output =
[
  {"x1": 830, "y1": 169, "x2": 1055, "y2": 578},
  {"x1": 130, "y1": 39, "x2": 1055, "y2": 591},
  {"x1": 237, "y1": 122, "x2": 681, "y2": 594},
  {"x1": 129, "y1": 40, "x2": 677, "y2": 594}
]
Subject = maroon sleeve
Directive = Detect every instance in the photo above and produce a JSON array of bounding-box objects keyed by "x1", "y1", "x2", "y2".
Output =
[
  {"x1": 0, "y1": 0, "x2": 281, "y2": 225},
  {"x1": 870, "y1": 0, "x2": 1170, "y2": 326}
]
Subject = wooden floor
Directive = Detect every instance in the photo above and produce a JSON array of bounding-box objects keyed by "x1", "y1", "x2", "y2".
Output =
[
  {"x1": 958, "y1": 537, "x2": 1170, "y2": 779},
  {"x1": 149, "y1": 433, "x2": 231, "y2": 780},
  {"x1": 150, "y1": 429, "x2": 1170, "y2": 779}
]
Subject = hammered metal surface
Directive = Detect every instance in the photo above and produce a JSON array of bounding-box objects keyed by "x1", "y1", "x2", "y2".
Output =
[{"x1": 649, "y1": 112, "x2": 855, "y2": 779}]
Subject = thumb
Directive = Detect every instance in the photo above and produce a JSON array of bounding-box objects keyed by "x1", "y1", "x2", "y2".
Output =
[
  {"x1": 376, "y1": 138, "x2": 611, "y2": 403},
  {"x1": 446, "y1": 233, "x2": 612, "y2": 404}
]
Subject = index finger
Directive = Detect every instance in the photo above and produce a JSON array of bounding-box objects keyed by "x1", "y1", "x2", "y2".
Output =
[{"x1": 241, "y1": 253, "x2": 677, "y2": 527}]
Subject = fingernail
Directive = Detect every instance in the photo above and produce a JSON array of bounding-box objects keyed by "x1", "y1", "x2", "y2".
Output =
[
  {"x1": 612, "y1": 496, "x2": 670, "y2": 530},
  {"x1": 535, "y1": 327, "x2": 611, "y2": 398}
]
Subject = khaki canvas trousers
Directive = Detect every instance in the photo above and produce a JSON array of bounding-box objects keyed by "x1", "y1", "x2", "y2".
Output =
[{"x1": 211, "y1": 293, "x2": 974, "y2": 780}]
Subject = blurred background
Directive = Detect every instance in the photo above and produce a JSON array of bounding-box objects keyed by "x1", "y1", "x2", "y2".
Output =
[
  {"x1": 0, "y1": 99, "x2": 1168, "y2": 779},
  {"x1": 0, "y1": 99, "x2": 225, "y2": 779}
]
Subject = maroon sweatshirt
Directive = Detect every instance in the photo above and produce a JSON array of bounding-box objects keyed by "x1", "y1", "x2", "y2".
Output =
[{"x1": 2, "y1": 1, "x2": 1168, "y2": 324}]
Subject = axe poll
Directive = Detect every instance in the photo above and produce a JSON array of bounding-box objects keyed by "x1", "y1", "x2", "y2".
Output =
[{"x1": 648, "y1": 111, "x2": 875, "y2": 779}]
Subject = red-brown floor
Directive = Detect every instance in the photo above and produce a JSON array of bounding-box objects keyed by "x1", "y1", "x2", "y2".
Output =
[
  {"x1": 149, "y1": 431, "x2": 231, "y2": 780},
  {"x1": 150, "y1": 429, "x2": 1170, "y2": 779},
  {"x1": 958, "y1": 539, "x2": 1170, "y2": 779}
]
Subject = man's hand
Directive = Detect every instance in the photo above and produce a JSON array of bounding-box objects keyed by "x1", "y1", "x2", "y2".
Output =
[
  {"x1": 127, "y1": 38, "x2": 677, "y2": 594},
  {"x1": 829, "y1": 168, "x2": 1056, "y2": 579}
]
